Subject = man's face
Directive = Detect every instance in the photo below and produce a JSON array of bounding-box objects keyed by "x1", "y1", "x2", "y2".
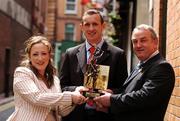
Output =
[
  {"x1": 132, "y1": 29, "x2": 158, "y2": 61},
  {"x1": 80, "y1": 14, "x2": 105, "y2": 44}
]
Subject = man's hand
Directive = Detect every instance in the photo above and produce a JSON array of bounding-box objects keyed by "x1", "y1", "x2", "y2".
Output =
[
  {"x1": 94, "y1": 92, "x2": 111, "y2": 107},
  {"x1": 96, "y1": 105, "x2": 109, "y2": 113}
]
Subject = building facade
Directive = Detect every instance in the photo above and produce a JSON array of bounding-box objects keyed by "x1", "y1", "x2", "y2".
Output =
[
  {"x1": 56, "y1": 0, "x2": 82, "y2": 42},
  {"x1": 0, "y1": 0, "x2": 33, "y2": 96},
  {"x1": 0, "y1": 0, "x2": 48, "y2": 97},
  {"x1": 160, "y1": 0, "x2": 180, "y2": 120}
]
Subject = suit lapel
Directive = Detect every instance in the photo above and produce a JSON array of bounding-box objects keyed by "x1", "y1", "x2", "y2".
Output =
[
  {"x1": 76, "y1": 41, "x2": 111, "y2": 73},
  {"x1": 76, "y1": 43, "x2": 87, "y2": 74},
  {"x1": 129, "y1": 68, "x2": 143, "y2": 81},
  {"x1": 123, "y1": 68, "x2": 143, "y2": 86},
  {"x1": 123, "y1": 53, "x2": 162, "y2": 87},
  {"x1": 96, "y1": 41, "x2": 110, "y2": 64}
]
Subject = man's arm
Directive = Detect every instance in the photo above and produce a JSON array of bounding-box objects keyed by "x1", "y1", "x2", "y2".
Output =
[{"x1": 95, "y1": 62, "x2": 175, "y2": 113}]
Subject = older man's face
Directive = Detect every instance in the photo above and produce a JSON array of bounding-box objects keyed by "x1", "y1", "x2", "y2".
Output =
[{"x1": 132, "y1": 29, "x2": 158, "y2": 61}]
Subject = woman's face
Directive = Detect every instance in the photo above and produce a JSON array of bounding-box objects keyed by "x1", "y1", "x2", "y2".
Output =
[{"x1": 29, "y1": 43, "x2": 50, "y2": 75}]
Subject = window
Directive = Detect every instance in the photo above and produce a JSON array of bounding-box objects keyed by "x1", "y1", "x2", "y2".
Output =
[
  {"x1": 65, "y1": 23, "x2": 75, "y2": 41},
  {"x1": 65, "y1": 0, "x2": 77, "y2": 14}
]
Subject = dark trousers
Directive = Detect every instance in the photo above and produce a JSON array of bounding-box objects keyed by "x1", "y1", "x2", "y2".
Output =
[
  {"x1": 85, "y1": 109, "x2": 112, "y2": 121},
  {"x1": 62, "y1": 106, "x2": 113, "y2": 121}
]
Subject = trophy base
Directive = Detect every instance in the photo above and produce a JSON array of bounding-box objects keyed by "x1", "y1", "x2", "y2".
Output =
[{"x1": 83, "y1": 90, "x2": 104, "y2": 98}]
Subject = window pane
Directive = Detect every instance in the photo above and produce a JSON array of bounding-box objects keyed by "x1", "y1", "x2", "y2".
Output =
[
  {"x1": 67, "y1": 0, "x2": 75, "y2": 2},
  {"x1": 65, "y1": 24, "x2": 74, "y2": 40},
  {"x1": 65, "y1": 33, "x2": 74, "y2": 40},
  {"x1": 65, "y1": 0, "x2": 76, "y2": 13},
  {"x1": 66, "y1": 4, "x2": 75, "y2": 10}
]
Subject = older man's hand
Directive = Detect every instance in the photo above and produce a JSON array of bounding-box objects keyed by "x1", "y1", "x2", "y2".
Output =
[{"x1": 94, "y1": 92, "x2": 111, "y2": 107}]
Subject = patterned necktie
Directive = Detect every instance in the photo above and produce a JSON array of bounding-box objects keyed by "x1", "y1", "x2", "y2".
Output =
[
  {"x1": 138, "y1": 61, "x2": 144, "y2": 69},
  {"x1": 86, "y1": 46, "x2": 96, "y2": 109},
  {"x1": 88, "y1": 46, "x2": 96, "y2": 64},
  {"x1": 131, "y1": 61, "x2": 144, "y2": 77}
]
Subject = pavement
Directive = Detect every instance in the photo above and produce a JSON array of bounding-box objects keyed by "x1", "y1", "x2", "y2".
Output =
[{"x1": 0, "y1": 95, "x2": 14, "y2": 121}]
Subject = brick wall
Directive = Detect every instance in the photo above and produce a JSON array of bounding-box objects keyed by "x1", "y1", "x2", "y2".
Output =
[
  {"x1": 0, "y1": 0, "x2": 32, "y2": 94},
  {"x1": 0, "y1": 12, "x2": 31, "y2": 94},
  {"x1": 154, "y1": 0, "x2": 180, "y2": 120},
  {"x1": 165, "y1": 0, "x2": 180, "y2": 120}
]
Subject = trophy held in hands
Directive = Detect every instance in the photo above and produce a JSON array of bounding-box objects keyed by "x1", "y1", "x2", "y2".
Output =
[{"x1": 83, "y1": 47, "x2": 110, "y2": 98}]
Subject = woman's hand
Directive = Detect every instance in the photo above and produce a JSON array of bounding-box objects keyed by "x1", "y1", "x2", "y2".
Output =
[
  {"x1": 71, "y1": 90, "x2": 87, "y2": 105},
  {"x1": 75, "y1": 86, "x2": 89, "y2": 94}
]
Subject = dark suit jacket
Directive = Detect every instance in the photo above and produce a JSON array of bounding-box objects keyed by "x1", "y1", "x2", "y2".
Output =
[
  {"x1": 59, "y1": 41, "x2": 128, "y2": 121},
  {"x1": 110, "y1": 53, "x2": 175, "y2": 121}
]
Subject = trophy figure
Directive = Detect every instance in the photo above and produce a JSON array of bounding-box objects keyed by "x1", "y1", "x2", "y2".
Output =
[{"x1": 83, "y1": 47, "x2": 109, "y2": 98}]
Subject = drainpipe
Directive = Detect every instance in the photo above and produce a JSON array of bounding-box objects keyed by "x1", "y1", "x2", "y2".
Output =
[{"x1": 160, "y1": 0, "x2": 167, "y2": 57}]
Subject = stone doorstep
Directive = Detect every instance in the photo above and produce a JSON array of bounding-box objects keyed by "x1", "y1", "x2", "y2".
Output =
[
  {"x1": 0, "y1": 101, "x2": 14, "y2": 112},
  {"x1": 0, "y1": 95, "x2": 14, "y2": 112},
  {"x1": 0, "y1": 96, "x2": 14, "y2": 106},
  {"x1": 0, "y1": 93, "x2": 13, "y2": 104}
]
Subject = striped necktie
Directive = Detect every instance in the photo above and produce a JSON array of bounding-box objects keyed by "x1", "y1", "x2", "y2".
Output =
[
  {"x1": 86, "y1": 46, "x2": 96, "y2": 109},
  {"x1": 88, "y1": 46, "x2": 96, "y2": 64}
]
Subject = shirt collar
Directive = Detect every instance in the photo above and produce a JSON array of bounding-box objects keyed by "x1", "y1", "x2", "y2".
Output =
[
  {"x1": 140, "y1": 50, "x2": 159, "y2": 64},
  {"x1": 85, "y1": 38, "x2": 104, "y2": 52}
]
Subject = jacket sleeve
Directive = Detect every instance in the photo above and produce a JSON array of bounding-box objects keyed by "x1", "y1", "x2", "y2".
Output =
[
  {"x1": 57, "y1": 104, "x2": 76, "y2": 117},
  {"x1": 54, "y1": 76, "x2": 76, "y2": 117}
]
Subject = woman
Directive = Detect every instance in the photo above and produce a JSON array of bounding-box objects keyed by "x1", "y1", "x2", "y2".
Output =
[{"x1": 7, "y1": 35, "x2": 86, "y2": 121}]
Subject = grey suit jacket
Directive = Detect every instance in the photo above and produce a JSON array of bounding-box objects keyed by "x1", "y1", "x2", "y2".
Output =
[
  {"x1": 110, "y1": 53, "x2": 175, "y2": 121},
  {"x1": 59, "y1": 41, "x2": 128, "y2": 121}
]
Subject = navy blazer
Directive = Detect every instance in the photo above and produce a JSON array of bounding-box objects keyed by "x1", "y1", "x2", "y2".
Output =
[
  {"x1": 59, "y1": 41, "x2": 128, "y2": 121},
  {"x1": 110, "y1": 53, "x2": 175, "y2": 121}
]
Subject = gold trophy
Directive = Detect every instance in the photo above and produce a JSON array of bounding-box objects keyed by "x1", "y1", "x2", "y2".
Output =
[{"x1": 83, "y1": 47, "x2": 110, "y2": 98}]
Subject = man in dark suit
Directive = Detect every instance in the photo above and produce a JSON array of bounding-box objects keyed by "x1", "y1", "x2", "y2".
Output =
[
  {"x1": 94, "y1": 24, "x2": 175, "y2": 121},
  {"x1": 59, "y1": 9, "x2": 128, "y2": 121}
]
